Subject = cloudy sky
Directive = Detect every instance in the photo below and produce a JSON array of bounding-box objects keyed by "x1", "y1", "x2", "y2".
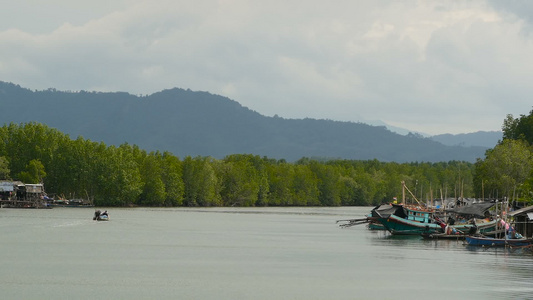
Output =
[{"x1": 1, "y1": 0, "x2": 532, "y2": 135}]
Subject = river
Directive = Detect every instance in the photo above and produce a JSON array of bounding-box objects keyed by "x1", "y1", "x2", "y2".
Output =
[{"x1": 0, "y1": 206, "x2": 531, "y2": 299}]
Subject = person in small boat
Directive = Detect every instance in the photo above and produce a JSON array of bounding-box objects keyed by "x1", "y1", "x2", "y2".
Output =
[{"x1": 101, "y1": 210, "x2": 108, "y2": 217}]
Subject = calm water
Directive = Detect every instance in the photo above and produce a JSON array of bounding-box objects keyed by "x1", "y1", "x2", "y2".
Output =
[{"x1": 0, "y1": 206, "x2": 532, "y2": 300}]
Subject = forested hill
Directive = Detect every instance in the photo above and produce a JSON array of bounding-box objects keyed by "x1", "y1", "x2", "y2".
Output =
[{"x1": 0, "y1": 81, "x2": 487, "y2": 162}]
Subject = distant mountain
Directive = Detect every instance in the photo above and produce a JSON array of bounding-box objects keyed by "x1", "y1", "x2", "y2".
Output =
[
  {"x1": 430, "y1": 131, "x2": 502, "y2": 148},
  {"x1": 0, "y1": 81, "x2": 489, "y2": 162}
]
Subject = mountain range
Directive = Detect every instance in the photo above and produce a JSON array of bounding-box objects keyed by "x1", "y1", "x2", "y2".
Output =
[{"x1": 0, "y1": 81, "x2": 499, "y2": 162}]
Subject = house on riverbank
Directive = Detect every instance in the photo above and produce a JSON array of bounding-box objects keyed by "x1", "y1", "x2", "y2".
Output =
[{"x1": 0, "y1": 181, "x2": 49, "y2": 208}]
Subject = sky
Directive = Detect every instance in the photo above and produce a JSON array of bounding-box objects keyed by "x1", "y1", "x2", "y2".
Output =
[{"x1": 1, "y1": 0, "x2": 532, "y2": 135}]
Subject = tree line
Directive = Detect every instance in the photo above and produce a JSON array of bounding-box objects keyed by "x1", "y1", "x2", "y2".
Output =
[{"x1": 0, "y1": 111, "x2": 532, "y2": 207}]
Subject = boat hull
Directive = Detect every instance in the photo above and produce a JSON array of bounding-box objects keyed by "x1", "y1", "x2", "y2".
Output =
[
  {"x1": 421, "y1": 233, "x2": 466, "y2": 240},
  {"x1": 382, "y1": 216, "x2": 499, "y2": 236},
  {"x1": 382, "y1": 215, "x2": 441, "y2": 235},
  {"x1": 368, "y1": 222, "x2": 386, "y2": 230},
  {"x1": 465, "y1": 236, "x2": 532, "y2": 247}
]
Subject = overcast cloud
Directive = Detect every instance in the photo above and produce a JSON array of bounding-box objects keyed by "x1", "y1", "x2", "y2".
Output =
[{"x1": 1, "y1": 0, "x2": 532, "y2": 135}]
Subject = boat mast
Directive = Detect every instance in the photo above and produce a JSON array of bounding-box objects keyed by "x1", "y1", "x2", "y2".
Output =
[
  {"x1": 402, "y1": 181, "x2": 406, "y2": 205},
  {"x1": 402, "y1": 181, "x2": 422, "y2": 206}
]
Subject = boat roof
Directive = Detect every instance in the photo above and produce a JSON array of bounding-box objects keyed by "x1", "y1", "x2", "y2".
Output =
[{"x1": 445, "y1": 202, "x2": 495, "y2": 218}]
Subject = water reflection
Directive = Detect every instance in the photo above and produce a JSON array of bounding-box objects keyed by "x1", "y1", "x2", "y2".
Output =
[{"x1": 363, "y1": 221, "x2": 533, "y2": 300}]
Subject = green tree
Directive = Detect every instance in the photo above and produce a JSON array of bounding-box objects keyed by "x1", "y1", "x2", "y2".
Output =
[
  {"x1": 0, "y1": 156, "x2": 10, "y2": 179},
  {"x1": 292, "y1": 164, "x2": 319, "y2": 206},
  {"x1": 161, "y1": 152, "x2": 185, "y2": 206},
  {"x1": 502, "y1": 110, "x2": 533, "y2": 145},
  {"x1": 139, "y1": 152, "x2": 166, "y2": 206},
  {"x1": 266, "y1": 161, "x2": 294, "y2": 206},
  {"x1": 476, "y1": 139, "x2": 533, "y2": 201},
  {"x1": 309, "y1": 161, "x2": 341, "y2": 206},
  {"x1": 18, "y1": 159, "x2": 46, "y2": 183},
  {"x1": 502, "y1": 109, "x2": 533, "y2": 145},
  {"x1": 182, "y1": 156, "x2": 221, "y2": 206}
]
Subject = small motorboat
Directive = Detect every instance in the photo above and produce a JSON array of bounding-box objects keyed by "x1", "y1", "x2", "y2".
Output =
[
  {"x1": 93, "y1": 210, "x2": 109, "y2": 221},
  {"x1": 465, "y1": 235, "x2": 532, "y2": 247}
]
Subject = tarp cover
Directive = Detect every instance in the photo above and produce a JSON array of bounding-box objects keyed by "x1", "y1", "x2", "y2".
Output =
[
  {"x1": 445, "y1": 202, "x2": 495, "y2": 218},
  {"x1": 371, "y1": 204, "x2": 405, "y2": 219}
]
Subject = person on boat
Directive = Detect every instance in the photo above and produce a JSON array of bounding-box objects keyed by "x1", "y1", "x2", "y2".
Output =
[
  {"x1": 447, "y1": 217, "x2": 455, "y2": 226},
  {"x1": 505, "y1": 224, "x2": 523, "y2": 239},
  {"x1": 436, "y1": 218, "x2": 447, "y2": 233},
  {"x1": 468, "y1": 223, "x2": 478, "y2": 235},
  {"x1": 101, "y1": 210, "x2": 108, "y2": 217}
]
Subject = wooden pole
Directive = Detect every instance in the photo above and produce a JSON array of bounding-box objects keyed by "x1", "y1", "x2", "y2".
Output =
[{"x1": 402, "y1": 181, "x2": 405, "y2": 205}]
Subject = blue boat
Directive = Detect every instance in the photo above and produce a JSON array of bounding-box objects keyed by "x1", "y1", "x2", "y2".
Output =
[{"x1": 465, "y1": 235, "x2": 532, "y2": 247}]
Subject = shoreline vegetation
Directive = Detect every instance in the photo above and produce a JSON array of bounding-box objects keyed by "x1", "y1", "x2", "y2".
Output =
[{"x1": 1, "y1": 112, "x2": 532, "y2": 207}]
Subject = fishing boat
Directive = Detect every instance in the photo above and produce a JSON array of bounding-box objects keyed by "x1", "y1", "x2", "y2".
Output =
[
  {"x1": 379, "y1": 205, "x2": 440, "y2": 235},
  {"x1": 93, "y1": 210, "x2": 109, "y2": 221},
  {"x1": 374, "y1": 181, "x2": 499, "y2": 235},
  {"x1": 465, "y1": 235, "x2": 532, "y2": 247}
]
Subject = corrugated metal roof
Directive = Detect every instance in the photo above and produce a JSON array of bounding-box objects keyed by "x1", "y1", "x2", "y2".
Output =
[
  {"x1": 0, "y1": 181, "x2": 14, "y2": 192},
  {"x1": 509, "y1": 205, "x2": 533, "y2": 217}
]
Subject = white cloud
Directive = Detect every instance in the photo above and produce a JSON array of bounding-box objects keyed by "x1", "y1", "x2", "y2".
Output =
[{"x1": 1, "y1": 0, "x2": 533, "y2": 134}]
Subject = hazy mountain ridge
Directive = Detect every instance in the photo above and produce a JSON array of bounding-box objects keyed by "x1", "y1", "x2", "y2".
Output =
[
  {"x1": 430, "y1": 131, "x2": 502, "y2": 148},
  {"x1": 0, "y1": 81, "x2": 490, "y2": 162}
]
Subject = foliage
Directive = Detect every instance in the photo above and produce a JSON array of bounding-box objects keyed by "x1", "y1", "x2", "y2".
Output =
[
  {"x1": 478, "y1": 139, "x2": 532, "y2": 197},
  {"x1": 17, "y1": 159, "x2": 46, "y2": 183},
  {"x1": 1, "y1": 122, "x2": 487, "y2": 207},
  {"x1": 0, "y1": 156, "x2": 10, "y2": 179},
  {"x1": 502, "y1": 109, "x2": 533, "y2": 145},
  {"x1": 475, "y1": 110, "x2": 533, "y2": 203}
]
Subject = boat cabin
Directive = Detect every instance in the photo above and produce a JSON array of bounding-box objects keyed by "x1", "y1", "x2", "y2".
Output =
[{"x1": 406, "y1": 208, "x2": 432, "y2": 223}]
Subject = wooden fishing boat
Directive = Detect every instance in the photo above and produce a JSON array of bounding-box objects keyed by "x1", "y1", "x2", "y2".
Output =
[
  {"x1": 382, "y1": 208, "x2": 440, "y2": 235},
  {"x1": 377, "y1": 203, "x2": 499, "y2": 235},
  {"x1": 465, "y1": 235, "x2": 532, "y2": 247}
]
